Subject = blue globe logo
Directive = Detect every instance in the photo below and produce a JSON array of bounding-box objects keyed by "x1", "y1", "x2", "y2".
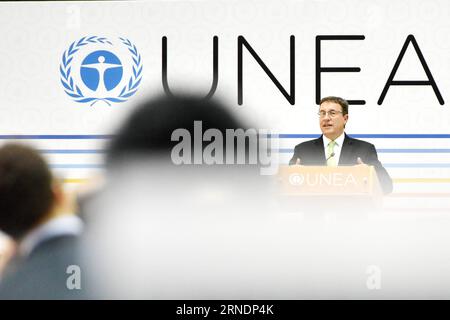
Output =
[
  {"x1": 80, "y1": 50, "x2": 123, "y2": 93},
  {"x1": 60, "y1": 36, "x2": 143, "y2": 106}
]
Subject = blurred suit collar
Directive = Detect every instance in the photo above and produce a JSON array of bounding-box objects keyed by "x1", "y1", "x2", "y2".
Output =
[{"x1": 19, "y1": 215, "x2": 83, "y2": 258}]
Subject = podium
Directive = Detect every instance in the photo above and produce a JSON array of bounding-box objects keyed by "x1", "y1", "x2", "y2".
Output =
[{"x1": 277, "y1": 165, "x2": 382, "y2": 213}]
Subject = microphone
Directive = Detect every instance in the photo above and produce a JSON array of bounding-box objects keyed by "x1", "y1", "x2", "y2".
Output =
[{"x1": 326, "y1": 152, "x2": 335, "y2": 161}]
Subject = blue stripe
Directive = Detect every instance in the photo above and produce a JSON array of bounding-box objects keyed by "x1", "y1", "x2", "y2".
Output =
[
  {"x1": 274, "y1": 134, "x2": 319, "y2": 139},
  {"x1": 49, "y1": 164, "x2": 105, "y2": 169},
  {"x1": 280, "y1": 162, "x2": 450, "y2": 168},
  {"x1": 0, "y1": 135, "x2": 114, "y2": 139},
  {"x1": 274, "y1": 134, "x2": 450, "y2": 139},
  {"x1": 352, "y1": 134, "x2": 450, "y2": 139},
  {"x1": 278, "y1": 148, "x2": 450, "y2": 154},
  {"x1": 39, "y1": 149, "x2": 106, "y2": 154},
  {"x1": 1, "y1": 134, "x2": 450, "y2": 139},
  {"x1": 36, "y1": 148, "x2": 450, "y2": 155},
  {"x1": 48, "y1": 163, "x2": 450, "y2": 169}
]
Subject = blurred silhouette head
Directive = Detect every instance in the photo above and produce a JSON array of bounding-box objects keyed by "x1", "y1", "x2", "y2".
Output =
[
  {"x1": 107, "y1": 95, "x2": 248, "y2": 166},
  {"x1": 0, "y1": 143, "x2": 54, "y2": 240}
]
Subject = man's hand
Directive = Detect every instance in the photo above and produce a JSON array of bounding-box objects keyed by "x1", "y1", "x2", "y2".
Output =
[{"x1": 355, "y1": 157, "x2": 369, "y2": 167}]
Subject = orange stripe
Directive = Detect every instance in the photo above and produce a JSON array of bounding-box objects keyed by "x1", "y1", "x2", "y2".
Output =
[
  {"x1": 63, "y1": 178, "x2": 89, "y2": 184},
  {"x1": 393, "y1": 178, "x2": 450, "y2": 183}
]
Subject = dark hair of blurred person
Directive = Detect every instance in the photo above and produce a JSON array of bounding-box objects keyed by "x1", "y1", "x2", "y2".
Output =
[
  {"x1": 0, "y1": 143, "x2": 83, "y2": 299},
  {"x1": 82, "y1": 94, "x2": 275, "y2": 299},
  {"x1": 106, "y1": 94, "x2": 248, "y2": 165},
  {"x1": 0, "y1": 143, "x2": 54, "y2": 239}
]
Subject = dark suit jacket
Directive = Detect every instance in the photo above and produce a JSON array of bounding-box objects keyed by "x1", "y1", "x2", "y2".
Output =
[
  {"x1": 289, "y1": 134, "x2": 393, "y2": 194},
  {"x1": 0, "y1": 235, "x2": 85, "y2": 299}
]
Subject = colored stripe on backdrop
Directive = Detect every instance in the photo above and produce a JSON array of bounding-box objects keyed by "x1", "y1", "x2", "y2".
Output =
[
  {"x1": 278, "y1": 148, "x2": 450, "y2": 153},
  {"x1": 38, "y1": 149, "x2": 106, "y2": 154},
  {"x1": 393, "y1": 178, "x2": 450, "y2": 183},
  {"x1": 63, "y1": 179, "x2": 90, "y2": 184},
  {"x1": 50, "y1": 163, "x2": 450, "y2": 169},
  {"x1": 50, "y1": 164, "x2": 104, "y2": 169},
  {"x1": 278, "y1": 162, "x2": 450, "y2": 167},
  {"x1": 275, "y1": 134, "x2": 450, "y2": 139},
  {"x1": 1, "y1": 134, "x2": 450, "y2": 140},
  {"x1": 39, "y1": 149, "x2": 106, "y2": 154},
  {"x1": 388, "y1": 193, "x2": 450, "y2": 197},
  {"x1": 0, "y1": 135, "x2": 113, "y2": 139},
  {"x1": 385, "y1": 163, "x2": 450, "y2": 168},
  {"x1": 62, "y1": 177, "x2": 450, "y2": 184},
  {"x1": 38, "y1": 148, "x2": 450, "y2": 154}
]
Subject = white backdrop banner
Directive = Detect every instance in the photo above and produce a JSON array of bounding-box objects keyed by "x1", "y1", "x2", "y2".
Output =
[{"x1": 0, "y1": 0, "x2": 449, "y2": 209}]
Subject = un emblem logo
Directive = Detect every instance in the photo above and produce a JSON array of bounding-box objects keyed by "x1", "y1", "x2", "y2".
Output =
[
  {"x1": 289, "y1": 173, "x2": 304, "y2": 186},
  {"x1": 60, "y1": 36, "x2": 143, "y2": 106}
]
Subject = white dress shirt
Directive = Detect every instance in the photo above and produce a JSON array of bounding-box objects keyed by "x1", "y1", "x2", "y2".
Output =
[{"x1": 322, "y1": 132, "x2": 345, "y2": 165}]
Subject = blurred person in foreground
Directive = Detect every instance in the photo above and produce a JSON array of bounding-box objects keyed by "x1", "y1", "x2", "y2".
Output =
[
  {"x1": 0, "y1": 143, "x2": 83, "y2": 299},
  {"x1": 81, "y1": 95, "x2": 450, "y2": 299},
  {"x1": 81, "y1": 94, "x2": 278, "y2": 299}
]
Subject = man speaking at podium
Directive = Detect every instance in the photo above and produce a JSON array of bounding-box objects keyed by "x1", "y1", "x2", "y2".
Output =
[{"x1": 289, "y1": 96, "x2": 393, "y2": 194}]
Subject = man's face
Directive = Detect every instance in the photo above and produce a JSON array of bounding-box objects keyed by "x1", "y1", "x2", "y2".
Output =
[{"x1": 319, "y1": 101, "x2": 348, "y2": 140}]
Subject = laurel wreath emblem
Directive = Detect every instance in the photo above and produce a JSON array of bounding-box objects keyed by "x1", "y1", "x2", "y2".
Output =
[{"x1": 60, "y1": 36, "x2": 143, "y2": 106}]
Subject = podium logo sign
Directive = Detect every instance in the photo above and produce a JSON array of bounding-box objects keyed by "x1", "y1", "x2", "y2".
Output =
[
  {"x1": 288, "y1": 173, "x2": 305, "y2": 186},
  {"x1": 60, "y1": 36, "x2": 143, "y2": 106},
  {"x1": 289, "y1": 172, "x2": 357, "y2": 187}
]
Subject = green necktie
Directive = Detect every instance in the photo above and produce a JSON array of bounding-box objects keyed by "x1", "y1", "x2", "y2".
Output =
[{"x1": 326, "y1": 140, "x2": 337, "y2": 166}]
